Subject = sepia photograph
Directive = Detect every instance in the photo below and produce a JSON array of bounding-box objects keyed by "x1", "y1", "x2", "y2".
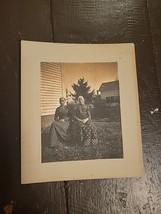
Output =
[
  {"x1": 21, "y1": 41, "x2": 143, "y2": 184},
  {"x1": 41, "y1": 62, "x2": 123, "y2": 162}
]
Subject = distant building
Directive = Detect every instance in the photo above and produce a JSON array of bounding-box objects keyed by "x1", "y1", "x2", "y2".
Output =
[{"x1": 98, "y1": 81, "x2": 120, "y2": 105}]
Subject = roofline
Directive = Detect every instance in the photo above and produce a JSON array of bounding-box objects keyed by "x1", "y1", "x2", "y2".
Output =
[{"x1": 98, "y1": 80, "x2": 119, "y2": 91}]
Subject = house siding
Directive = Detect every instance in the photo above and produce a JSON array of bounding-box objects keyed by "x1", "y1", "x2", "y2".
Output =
[{"x1": 41, "y1": 62, "x2": 63, "y2": 116}]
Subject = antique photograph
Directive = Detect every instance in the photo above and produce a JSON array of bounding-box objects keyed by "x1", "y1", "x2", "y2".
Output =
[
  {"x1": 21, "y1": 41, "x2": 143, "y2": 184},
  {"x1": 41, "y1": 62, "x2": 123, "y2": 162}
]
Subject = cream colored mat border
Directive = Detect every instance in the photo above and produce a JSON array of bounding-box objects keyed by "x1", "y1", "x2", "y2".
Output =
[{"x1": 21, "y1": 41, "x2": 144, "y2": 184}]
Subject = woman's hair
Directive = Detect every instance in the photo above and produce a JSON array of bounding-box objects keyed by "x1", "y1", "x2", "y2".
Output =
[{"x1": 59, "y1": 97, "x2": 66, "y2": 102}]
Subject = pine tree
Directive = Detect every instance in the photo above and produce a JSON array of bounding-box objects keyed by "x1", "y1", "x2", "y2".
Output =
[{"x1": 70, "y1": 77, "x2": 94, "y2": 103}]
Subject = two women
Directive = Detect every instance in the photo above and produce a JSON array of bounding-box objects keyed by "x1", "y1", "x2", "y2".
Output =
[{"x1": 49, "y1": 96, "x2": 97, "y2": 147}]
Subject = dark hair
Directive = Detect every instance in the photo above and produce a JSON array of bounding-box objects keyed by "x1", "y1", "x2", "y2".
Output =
[{"x1": 59, "y1": 97, "x2": 66, "y2": 102}]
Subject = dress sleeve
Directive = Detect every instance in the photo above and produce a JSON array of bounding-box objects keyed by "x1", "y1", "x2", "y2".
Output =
[
  {"x1": 86, "y1": 107, "x2": 91, "y2": 120},
  {"x1": 54, "y1": 107, "x2": 59, "y2": 121},
  {"x1": 72, "y1": 105, "x2": 80, "y2": 121}
]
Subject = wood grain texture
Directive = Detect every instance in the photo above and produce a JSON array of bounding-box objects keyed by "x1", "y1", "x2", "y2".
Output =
[
  {"x1": 52, "y1": 0, "x2": 161, "y2": 213},
  {"x1": 147, "y1": 0, "x2": 161, "y2": 94},
  {"x1": 1, "y1": 0, "x2": 161, "y2": 213},
  {"x1": 0, "y1": 0, "x2": 67, "y2": 213}
]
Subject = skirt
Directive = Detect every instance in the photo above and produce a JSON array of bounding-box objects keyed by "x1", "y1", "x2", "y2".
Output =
[{"x1": 49, "y1": 120, "x2": 70, "y2": 147}]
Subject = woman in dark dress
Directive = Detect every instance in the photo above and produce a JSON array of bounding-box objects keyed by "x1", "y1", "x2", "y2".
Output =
[
  {"x1": 71, "y1": 96, "x2": 97, "y2": 146},
  {"x1": 49, "y1": 97, "x2": 70, "y2": 147}
]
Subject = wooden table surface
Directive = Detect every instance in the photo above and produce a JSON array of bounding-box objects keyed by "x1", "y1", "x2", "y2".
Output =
[{"x1": 1, "y1": 0, "x2": 161, "y2": 213}]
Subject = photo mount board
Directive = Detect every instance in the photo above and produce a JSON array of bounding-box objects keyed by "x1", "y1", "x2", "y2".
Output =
[{"x1": 21, "y1": 41, "x2": 144, "y2": 184}]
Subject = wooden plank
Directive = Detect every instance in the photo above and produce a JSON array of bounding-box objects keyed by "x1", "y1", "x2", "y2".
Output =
[
  {"x1": 1, "y1": 0, "x2": 161, "y2": 213},
  {"x1": 51, "y1": 0, "x2": 161, "y2": 213},
  {"x1": 0, "y1": 0, "x2": 67, "y2": 213},
  {"x1": 147, "y1": 0, "x2": 161, "y2": 94}
]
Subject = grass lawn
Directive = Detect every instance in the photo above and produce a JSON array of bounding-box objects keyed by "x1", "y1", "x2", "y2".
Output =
[{"x1": 41, "y1": 120, "x2": 123, "y2": 162}]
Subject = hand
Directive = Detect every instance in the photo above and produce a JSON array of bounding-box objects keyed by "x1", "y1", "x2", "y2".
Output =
[
  {"x1": 59, "y1": 119, "x2": 65, "y2": 122},
  {"x1": 82, "y1": 118, "x2": 89, "y2": 123}
]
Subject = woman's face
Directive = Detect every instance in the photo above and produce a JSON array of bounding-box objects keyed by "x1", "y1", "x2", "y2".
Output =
[
  {"x1": 60, "y1": 98, "x2": 66, "y2": 106},
  {"x1": 78, "y1": 96, "x2": 85, "y2": 105}
]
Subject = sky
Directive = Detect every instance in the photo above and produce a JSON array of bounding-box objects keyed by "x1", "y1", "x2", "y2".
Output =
[{"x1": 62, "y1": 62, "x2": 118, "y2": 94}]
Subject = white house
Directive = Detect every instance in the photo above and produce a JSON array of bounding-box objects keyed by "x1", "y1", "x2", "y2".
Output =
[{"x1": 98, "y1": 81, "x2": 119, "y2": 104}]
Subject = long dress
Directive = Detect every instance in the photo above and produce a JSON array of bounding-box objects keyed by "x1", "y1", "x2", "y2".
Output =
[
  {"x1": 49, "y1": 105, "x2": 70, "y2": 147},
  {"x1": 71, "y1": 104, "x2": 97, "y2": 145}
]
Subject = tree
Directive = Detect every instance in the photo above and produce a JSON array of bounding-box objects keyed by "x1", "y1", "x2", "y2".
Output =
[{"x1": 70, "y1": 77, "x2": 94, "y2": 103}]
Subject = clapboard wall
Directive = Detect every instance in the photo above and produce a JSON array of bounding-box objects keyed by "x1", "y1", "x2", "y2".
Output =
[{"x1": 41, "y1": 62, "x2": 63, "y2": 116}]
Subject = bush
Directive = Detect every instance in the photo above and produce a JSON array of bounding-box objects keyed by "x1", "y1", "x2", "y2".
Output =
[
  {"x1": 93, "y1": 99, "x2": 108, "y2": 119},
  {"x1": 93, "y1": 99, "x2": 121, "y2": 122}
]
